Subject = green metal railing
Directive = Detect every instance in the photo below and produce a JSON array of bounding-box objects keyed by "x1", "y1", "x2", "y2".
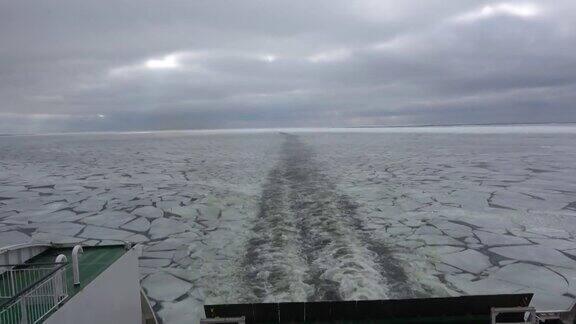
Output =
[{"x1": 0, "y1": 263, "x2": 68, "y2": 324}]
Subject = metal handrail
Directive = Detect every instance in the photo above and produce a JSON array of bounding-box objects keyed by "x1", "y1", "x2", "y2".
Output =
[
  {"x1": 0, "y1": 262, "x2": 68, "y2": 324},
  {"x1": 0, "y1": 263, "x2": 68, "y2": 324},
  {"x1": 1, "y1": 263, "x2": 68, "y2": 267},
  {"x1": 0, "y1": 244, "x2": 50, "y2": 270},
  {"x1": 0, "y1": 243, "x2": 50, "y2": 254},
  {"x1": 0, "y1": 263, "x2": 67, "y2": 309}
]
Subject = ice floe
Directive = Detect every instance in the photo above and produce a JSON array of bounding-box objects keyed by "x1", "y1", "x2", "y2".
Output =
[
  {"x1": 439, "y1": 249, "x2": 492, "y2": 274},
  {"x1": 142, "y1": 271, "x2": 193, "y2": 302},
  {"x1": 490, "y1": 245, "x2": 576, "y2": 268}
]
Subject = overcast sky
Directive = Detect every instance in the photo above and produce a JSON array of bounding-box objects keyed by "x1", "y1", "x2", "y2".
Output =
[{"x1": 1, "y1": 0, "x2": 575, "y2": 133}]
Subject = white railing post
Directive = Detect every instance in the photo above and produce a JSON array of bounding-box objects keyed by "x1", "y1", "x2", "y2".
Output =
[
  {"x1": 60, "y1": 266, "x2": 68, "y2": 300},
  {"x1": 10, "y1": 270, "x2": 16, "y2": 296},
  {"x1": 53, "y1": 255, "x2": 67, "y2": 308},
  {"x1": 72, "y1": 245, "x2": 83, "y2": 286},
  {"x1": 19, "y1": 296, "x2": 28, "y2": 324}
]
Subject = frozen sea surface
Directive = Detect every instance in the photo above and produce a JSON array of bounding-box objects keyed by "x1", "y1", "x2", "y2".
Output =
[{"x1": 1, "y1": 126, "x2": 576, "y2": 323}]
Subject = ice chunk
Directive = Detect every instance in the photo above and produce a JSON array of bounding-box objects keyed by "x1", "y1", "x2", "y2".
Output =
[
  {"x1": 142, "y1": 271, "x2": 192, "y2": 302},
  {"x1": 0, "y1": 231, "x2": 30, "y2": 247},
  {"x1": 521, "y1": 288, "x2": 576, "y2": 310},
  {"x1": 434, "y1": 221, "x2": 473, "y2": 233},
  {"x1": 149, "y1": 218, "x2": 188, "y2": 239},
  {"x1": 409, "y1": 234, "x2": 463, "y2": 246},
  {"x1": 140, "y1": 258, "x2": 172, "y2": 268},
  {"x1": 144, "y1": 240, "x2": 183, "y2": 252},
  {"x1": 82, "y1": 211, "x2": 134, "y2": 227},
  {"x1": 386, "y1": 226, "x2": 413, "y2": 236},
  {"x1": 156, "y1": 299, "x2": 204, "y2": 324},
  {"x1": 75, "y1": 198, "x2": 106, "y2": 212},
  {"x1": 417, "y1": 246, "x2": 464, "y2": 256},
  {"x1": 474, "y1": 231, "x2": 530, "y2": 246},
  {"x1": 143, "y1": 250, "x2": 176, "y2": 259},
  {"x1": 527, "y1": 227, "x2": 570, "y2": 239},
  {"x1": 126, "y1": 234, "x2": 148, "y2": 243},
  {"x1": 195, "y1": 205, "x2": 222, "y2": 219},
  {"x1": 491, "y1": 263, "x2": 569, "y2": 294},
  {"x1": 490, "y1": 245, "x2": 576, "y2": 268},
  {"x1": 415, "y1": 226, "x2": 442, "y2": 235},
  {"x1": 133, "y1": 206, "x2": 163, "y2": 218},
  {"x1": 435, "y1": 263, "x2": 464, "y2": 274},
  {"x1": 121, "y1": 217, "x2": 151, "y2": 232},
  {"x1": 530, "y1": 238, "x2": 576, "y2": 251},
  {"x1": 440, "y1": 249, "x2": 492, "y2": 274},
  {"x1": 32, "y1": 232, "x2": 85, "y2": 244},
  {"x1": 29, "y1": 210, "x2": 84, "y2": 223},
  {"x1": 165, "y1": 205, "x2": 197, "y2": 218},
  {"x1": 35, "y1": 222, "x2": 85, "y2": 236},
  {"x1": 445, "y1": 275, "x2": 527, "y2": 295},
  {"x1": 79, "y1": 225, "x2": 134, "y2": 240}
]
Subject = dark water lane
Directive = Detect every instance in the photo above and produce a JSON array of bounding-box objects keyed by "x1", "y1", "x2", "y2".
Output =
[{"x1": 244, "y1": 134, "x2": 418, "y2": 302}]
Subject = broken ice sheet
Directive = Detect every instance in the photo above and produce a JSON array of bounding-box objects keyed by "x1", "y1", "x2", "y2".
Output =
[
  {"x1": 490, "y1": 245, "x2": 576, "y2": 268},
  {"x1": 149, "y1": 218, "x2": 189, "y2": 239},
  {"x1": 79, "y1": 225, "x2": 136, "y2": 240},
  {"x1": 133, "y1": 206, "x2": 163, "y2": 218},
  {"x1": 0, "y1": 231, "x2": 30, "y2": 246},
  {"x1": 474, "y1": 230, "x2": 530, "y2": 246},
  {"x1": 438, "y1": 249, "x2": 492, "y2": 274},
  {"x1": 142, "y1": 271, "x2": 192, "y2": 302},
  {"x1": 82, "y1": 211, "x2": 134, "y2": 227},
  {"x1": 1, "y1": 128, "x2": 576, "y2": 323},
  {"x1": 121, "y1": 217, "x2": 151, "y2": 232}
]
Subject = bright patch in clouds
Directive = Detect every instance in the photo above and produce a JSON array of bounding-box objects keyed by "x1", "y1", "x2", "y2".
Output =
[
  {"x1": 454, "y1": 2, "x2": 540, "y2": 23},
  {"x1": 259, "y1": 54, "x2": 277, "y2": 62},
  {"x1": 109, "y1": 53, "x2": 184, "y2": 77},
  {"x1": 145, "y1": 54, "x2": 180, "y2": 69},
  {"x1": 308, "y1": 49, "x2": 351, "y2": 63},
  {"x1": 371, "y1": 37, "x2": 412, "y2": 52}
]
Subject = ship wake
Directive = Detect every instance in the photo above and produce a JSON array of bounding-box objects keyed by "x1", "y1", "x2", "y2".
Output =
[{"x1": 243, "y1": 134, "x2": 416, "y2": 302}]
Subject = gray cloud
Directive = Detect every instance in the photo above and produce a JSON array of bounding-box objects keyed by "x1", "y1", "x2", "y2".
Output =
[{"x1": 1, "y1": 0, "x2": 575, "y2": 132}]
